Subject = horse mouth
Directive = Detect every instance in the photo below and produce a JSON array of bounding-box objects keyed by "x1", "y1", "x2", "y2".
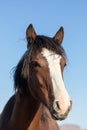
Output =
[
  {"x1": 51, "y1": 110, "x2": 68, "y2": 120},
  {"x1": 49, "y1": 106, "x2": 71, "y2": 120}
]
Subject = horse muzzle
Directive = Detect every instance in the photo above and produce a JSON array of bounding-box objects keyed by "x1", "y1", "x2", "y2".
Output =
[{"x1": 49, "y1": 100, "x2": 72, "y2": 120}]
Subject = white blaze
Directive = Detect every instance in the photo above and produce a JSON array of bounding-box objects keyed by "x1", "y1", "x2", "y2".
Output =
[{"x1": 42, "y1": 48, "x2": 71, "y2": 114}]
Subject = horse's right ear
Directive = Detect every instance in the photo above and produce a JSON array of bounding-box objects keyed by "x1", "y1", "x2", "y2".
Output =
[{"x1": 26, "y1": 24, "x2": 37, "y2": 47}]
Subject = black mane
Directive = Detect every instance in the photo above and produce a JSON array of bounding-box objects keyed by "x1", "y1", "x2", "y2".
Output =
[{"x1": 14, "y1": 35, "x2": 66, "y2": 91}]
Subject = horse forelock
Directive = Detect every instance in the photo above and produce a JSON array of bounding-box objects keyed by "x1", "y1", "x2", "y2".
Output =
[{"x1": 14, "y1": 52, "x2": 29, "y2": 92}]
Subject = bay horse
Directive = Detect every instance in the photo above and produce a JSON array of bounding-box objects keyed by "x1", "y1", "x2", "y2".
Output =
[{"x1": 0, "y1": 24, "x2": 72, "y2": 130}]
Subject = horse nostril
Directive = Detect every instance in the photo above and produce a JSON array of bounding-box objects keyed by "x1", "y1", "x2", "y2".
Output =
[
  {"x1": 56, "y1": 101, "x2": 60, "y2": 109},
  {"x1": 70, "y1": 100, "x2": 72, "y2": 108},
  {"x1": 70, "y1": 100, "x2": 72, "y2": 104},
  {"x1": 56, "y1": 100, "x2": 72, "y2": 110}
]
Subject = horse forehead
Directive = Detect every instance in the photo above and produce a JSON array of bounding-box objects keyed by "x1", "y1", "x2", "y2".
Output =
[{"x1": 41, "y1": 48, "x2": 62, "y2": 63}]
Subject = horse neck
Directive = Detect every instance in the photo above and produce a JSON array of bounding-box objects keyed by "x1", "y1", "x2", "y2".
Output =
[
  {"x1": 9, "y1": 90, "x2": 40, "y2": 130},
  {"x1": 28, "y1": 104, "x2": 59, "y2": 130},
  {"x1": 9, "y1": 90, "x2": 59, "y2": 130}
]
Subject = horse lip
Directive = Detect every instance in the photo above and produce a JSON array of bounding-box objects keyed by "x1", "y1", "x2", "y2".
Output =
[
  {"x1": 51, "y1": 110, "x2": 68, "y2": 120},
  {"x1": 49, "y1": 106, "x2": 59, "y2": 120},
  {"x1": 52, "y1": 112, "x2": 68, "y2": 120},
  {"x1": 49, "y1": 105, "x2": 71, "y2": 120}
]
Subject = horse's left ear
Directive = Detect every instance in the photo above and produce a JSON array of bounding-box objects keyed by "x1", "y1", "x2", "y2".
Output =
[
  {"x1": 26, "y1": 24, "x2": 37, "y2": 47},
  {"x1": 53, "y1": 27, "x2": 64, "y2": 45}
]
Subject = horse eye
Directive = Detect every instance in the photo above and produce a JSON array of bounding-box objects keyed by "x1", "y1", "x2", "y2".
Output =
[
  {"x1": 31, "y1": 61, "x2": 41, "y2": 68},
  {"x1": 64, "y1": 63, "x2": 67, "y2": 67}
]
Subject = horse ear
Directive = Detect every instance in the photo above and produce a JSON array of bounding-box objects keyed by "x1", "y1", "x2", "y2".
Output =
[
  {"x1": 53, "y1": 27, "x2": 64, "y2": 45},
  {"x1": 26, "y1": 24, "x2": 37, "y2": 47}
]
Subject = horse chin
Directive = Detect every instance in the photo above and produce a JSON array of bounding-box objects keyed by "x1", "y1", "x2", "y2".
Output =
[{"x1": 52, "y1": 112, "x2": 68, "y2": 120}]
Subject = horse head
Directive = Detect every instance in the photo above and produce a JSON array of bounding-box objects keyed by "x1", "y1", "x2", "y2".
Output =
[{"x1": 14, "y1": 24, "x2": 72, "y2": 120}]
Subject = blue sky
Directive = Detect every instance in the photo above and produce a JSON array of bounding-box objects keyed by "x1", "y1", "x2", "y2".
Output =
[{"x1": 0, "y1": 0, "x2": 87, "y2": 129}]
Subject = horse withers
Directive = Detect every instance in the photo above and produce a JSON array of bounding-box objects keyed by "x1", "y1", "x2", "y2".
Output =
[{"x1": 0, "y1": 24, "x2": 72, "y2": 130}]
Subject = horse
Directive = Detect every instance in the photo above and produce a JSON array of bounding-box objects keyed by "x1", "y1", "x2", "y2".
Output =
[{"x1": 0, "y1": 24, "x2": 72, "y2": 130}]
